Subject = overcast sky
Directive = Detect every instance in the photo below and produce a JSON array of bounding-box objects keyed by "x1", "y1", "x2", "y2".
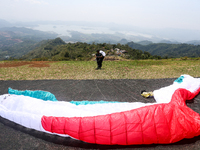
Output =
[{"x1": 1, "y1": 0, "x2": 200, "y2": 31}]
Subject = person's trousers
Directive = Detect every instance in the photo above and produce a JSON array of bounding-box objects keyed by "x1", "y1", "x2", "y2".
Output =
[{"x1": 97, "y1": 57, "x2": 104, "y2": 68}]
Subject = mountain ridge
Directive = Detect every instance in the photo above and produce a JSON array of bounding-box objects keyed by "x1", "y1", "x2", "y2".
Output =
[{"x1": 127, "y1": 42, "x2": 200, "y2": 58}]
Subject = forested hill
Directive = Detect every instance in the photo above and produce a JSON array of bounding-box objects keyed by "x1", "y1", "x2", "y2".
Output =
[
  {"x1": 21, "y1": 38, "x2": 159, "y2": 61},
  {"x1": 127, "y1": 42, "x2": 200, "y2": 58},
  {"x1": 21, "y1": 38, "x2": 67, "y2": 60}
]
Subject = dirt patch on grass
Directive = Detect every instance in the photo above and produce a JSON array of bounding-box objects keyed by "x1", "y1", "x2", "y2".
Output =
[{"x1": 0, "y1": 61, "x2": 52, "y2": 68}]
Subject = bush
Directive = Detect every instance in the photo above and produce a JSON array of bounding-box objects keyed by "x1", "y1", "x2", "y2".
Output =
[{"x1": 181, "y1": 56, "x2": 188, "y2": 60}]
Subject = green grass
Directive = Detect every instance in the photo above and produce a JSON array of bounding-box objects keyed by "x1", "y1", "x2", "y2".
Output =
[{"x1": 0, "y1": 59, "x2": 200, "y2": 80}]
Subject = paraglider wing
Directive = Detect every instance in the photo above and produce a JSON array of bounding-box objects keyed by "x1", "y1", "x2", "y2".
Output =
[
  {"x1": 1, "y1": 74, "x2": 200, "y2": 145},
  {"x1": 41, "y1": 88, "x2": 200, "y2": 145}
]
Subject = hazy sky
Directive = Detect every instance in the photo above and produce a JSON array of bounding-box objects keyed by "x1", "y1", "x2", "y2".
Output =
[{"x1": 1, "y1": 0, "x2": 200, "y2": 30}]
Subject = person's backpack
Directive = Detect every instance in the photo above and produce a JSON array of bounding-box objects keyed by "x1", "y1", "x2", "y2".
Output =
[{"x1": 99, "y1": 50, "x2": 106, "y2": 57}]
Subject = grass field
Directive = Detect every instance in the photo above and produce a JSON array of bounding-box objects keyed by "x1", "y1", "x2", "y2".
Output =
[{"x1": 0, "y1": 59, "x2": 200, "y2": 80}]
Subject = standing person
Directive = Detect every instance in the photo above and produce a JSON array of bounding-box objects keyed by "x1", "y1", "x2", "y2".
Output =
[{"x1": 95, "y1": 50, "x2": 104, "y2": 70}]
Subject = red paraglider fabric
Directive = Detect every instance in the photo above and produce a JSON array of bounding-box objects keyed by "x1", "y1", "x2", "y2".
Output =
[{"x1": 42, "y1": 88, "x2": 200, "y2": 145}]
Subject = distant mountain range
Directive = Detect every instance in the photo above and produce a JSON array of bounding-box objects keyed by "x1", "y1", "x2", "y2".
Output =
[
  {"x1": 1, "y1": 19, "x2": 200, "y2": 44},
  {"x1": 0, "y1": 19, "x2": 12, "y2": 28},
  {"x1": 0, "y1": 19, "x2": 200, "y2": 60},
  {"x1": 0, "y1": 25, "x2": 58, "y2": 60}
]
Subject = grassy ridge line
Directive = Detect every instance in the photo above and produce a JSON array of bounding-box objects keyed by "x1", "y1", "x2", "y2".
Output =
[{"x1": 0, "y1": 59, "x2": 200, "y2": 80}]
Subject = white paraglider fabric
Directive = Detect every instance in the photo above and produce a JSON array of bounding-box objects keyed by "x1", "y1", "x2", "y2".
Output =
[
  {"x1": 153, "y1": 74, "x2": 200, "y2": 103},
  {"x1": 0, "y1": 94, "x2": 157, "y2": 134}
]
